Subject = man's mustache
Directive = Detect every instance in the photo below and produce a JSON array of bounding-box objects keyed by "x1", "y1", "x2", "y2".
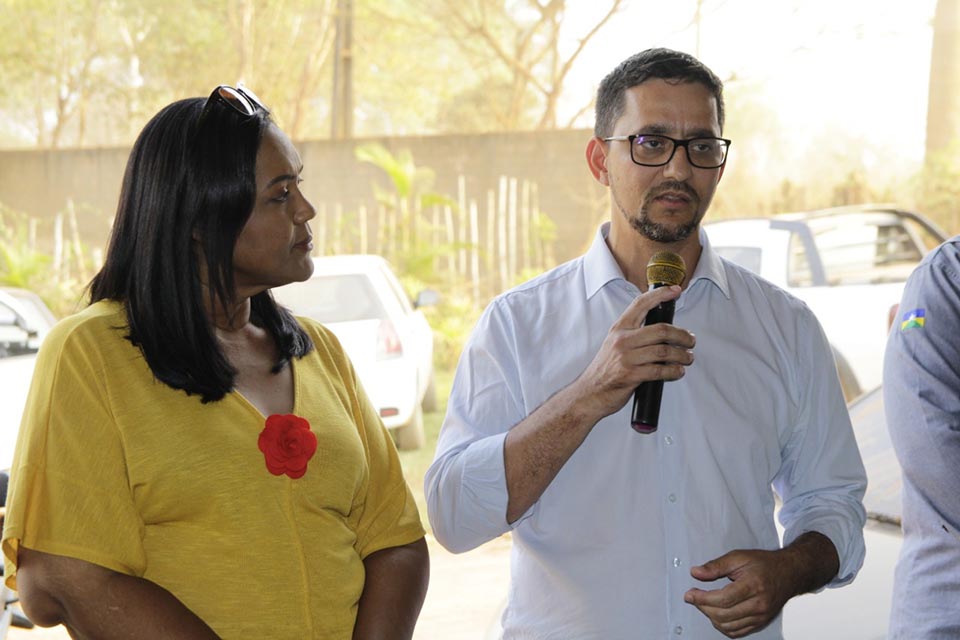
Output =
[{"x1": 645, "y1": 181, "x2": 700, "y2": 203}]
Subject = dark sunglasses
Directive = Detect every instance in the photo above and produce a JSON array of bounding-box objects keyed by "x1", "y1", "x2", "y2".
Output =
[{"x1": 200, "y1": 84, "x2": 268, "y2": 122}]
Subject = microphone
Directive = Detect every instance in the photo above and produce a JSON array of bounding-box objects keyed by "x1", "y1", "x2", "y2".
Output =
[{"x1": 631, "y1": 251, "x2": 686, "y2": 434}]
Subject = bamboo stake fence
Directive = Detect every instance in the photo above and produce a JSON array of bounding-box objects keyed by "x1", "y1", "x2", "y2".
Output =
[
  {"x1": 311, "y1": 175, "x2": 557, "y2": 307},
  {"x1": 0, "y1": 176, "x2": 559, "y2": 314}
]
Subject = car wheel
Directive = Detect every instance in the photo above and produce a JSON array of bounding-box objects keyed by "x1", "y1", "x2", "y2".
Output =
[
  {"x1": 393, "y1": 403, "x2": 425, "y2": 451},
  {"x1": 421, "y1": 369, "x2": 439, "y2": 413}
]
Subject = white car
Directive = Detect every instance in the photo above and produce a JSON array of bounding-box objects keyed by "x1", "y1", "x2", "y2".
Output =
[
  {"x1": 272, "y1": 255, "x2": 438, "y2": 450},
  {"x1": 0, "y1": 287, "x2": 57, "y2": 471},
  {"x1": 704, "y1": 205, "x2": 946, "y2": 399}
]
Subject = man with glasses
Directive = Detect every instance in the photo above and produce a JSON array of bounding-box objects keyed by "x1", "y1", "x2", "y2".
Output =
[{"x1": 427, "y1": 48, "x2": 866, "y2": 638}]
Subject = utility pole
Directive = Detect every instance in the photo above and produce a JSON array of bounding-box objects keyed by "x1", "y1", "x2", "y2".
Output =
[
  {"x1": 330, "y1": 0, "x2": 354, "y2": 139},
  {"x1": 694, "y1": 0, "x2": 703, "y2": 58}
]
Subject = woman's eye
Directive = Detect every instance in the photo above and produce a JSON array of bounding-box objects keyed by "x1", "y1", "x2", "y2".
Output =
[{"x1": 273, "y1": 187, "x2": 290, "y2": 202}]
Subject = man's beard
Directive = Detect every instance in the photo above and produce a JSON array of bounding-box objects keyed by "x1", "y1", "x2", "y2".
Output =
[{"x1": 621, "y1": 180, "x2": 704, "y2": 244}]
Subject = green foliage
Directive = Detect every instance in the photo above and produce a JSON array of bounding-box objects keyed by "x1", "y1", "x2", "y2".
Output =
[
  {"x1": 354, "y1": 142, "x2": 459, "y2": 282},
  {"x1": 0, "y1": 205, "x2": 88, "y2": 317},
  {"x1": 913, "y1": 142, "x2": 960, "y2": 235},
  {"x1": 830, "y1": 171, "x2": 877, "y2": 207},
  {"x1": 423, "y1": 291, "x2": 483, "y2": 371},
  {"x1": 0, "y1": 0, "x2": 340, "y2": 146},
  {"x1": 0, "y1": 209, "x2": 51, "y2": 289}
]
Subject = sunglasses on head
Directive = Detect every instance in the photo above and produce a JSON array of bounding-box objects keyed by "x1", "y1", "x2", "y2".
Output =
[{"x1": 200, "y1": 84, "x2": 268, "y2": 121}]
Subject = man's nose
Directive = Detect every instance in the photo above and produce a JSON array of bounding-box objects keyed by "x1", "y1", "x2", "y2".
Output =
[{"x1": 662, "y1": 145, "x2": 693, "y2": 182}]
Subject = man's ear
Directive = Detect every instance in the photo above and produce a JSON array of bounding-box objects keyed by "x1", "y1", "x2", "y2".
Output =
[{"x1": 585, "y1": 137, "x2": 610, "y2": 186}]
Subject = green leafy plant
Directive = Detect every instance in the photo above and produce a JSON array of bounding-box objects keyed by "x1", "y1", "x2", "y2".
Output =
[{"x1": 354, "y1": 142, "x2": 458, "y2": 284}]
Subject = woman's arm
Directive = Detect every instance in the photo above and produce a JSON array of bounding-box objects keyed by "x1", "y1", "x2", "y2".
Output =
[
  {"x1": 17, "y1": 546, "x2": 220, "y2": 640},
  {"x1": 352, "y1": 537, "x2": 429, "y2": 640}
]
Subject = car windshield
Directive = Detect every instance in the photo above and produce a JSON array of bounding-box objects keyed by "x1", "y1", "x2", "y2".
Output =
[
  {"x1": 273, "y1": 274, "x2": 387, "y2": 323},
  {"x1": 3, "y1": 289, "x2": 57, "y2": 334},
  {"x1": 807, "y1": 213, "x2": 924, "y2": 285}
]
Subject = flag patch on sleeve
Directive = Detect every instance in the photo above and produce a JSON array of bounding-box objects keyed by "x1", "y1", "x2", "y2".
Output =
[{"x1": 900, "y1": 308, "x2": 926, "y2": 331}]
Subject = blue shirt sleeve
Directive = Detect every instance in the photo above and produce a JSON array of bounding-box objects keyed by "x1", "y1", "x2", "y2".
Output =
[{"x1": 884, "y1": 238, "x2": 960, "y2": 536}]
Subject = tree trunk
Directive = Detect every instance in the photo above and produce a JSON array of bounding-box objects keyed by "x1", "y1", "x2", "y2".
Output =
[{"x1": 926, "y1": 0, "x2": 960, "y2": 162}]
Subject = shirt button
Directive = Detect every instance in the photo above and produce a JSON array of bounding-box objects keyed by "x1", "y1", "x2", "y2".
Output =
[
  {"x1": 664, "y1": 435, "x2": 674, "y2": 445},
  {"x1": 674, "y1": 625, "x2": 684, "y2": 635},
  {"x1": 668, "y1": 493, "x2": 677, "y2": 503},
  {"x1": 673, "y1": 557, "x2": 682, "y2": 567}
]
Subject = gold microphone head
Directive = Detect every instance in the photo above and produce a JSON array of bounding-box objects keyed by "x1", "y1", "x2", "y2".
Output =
[{"x1": 646, "y1": 251, "x2": 686, "y2": 287}]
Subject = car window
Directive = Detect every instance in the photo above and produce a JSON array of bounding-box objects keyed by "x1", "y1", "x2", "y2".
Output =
[
  {"x1": 273, "y1": 274, "x2": 387, "y2": 322},
  {"x1": 903, "y1": 217, "x2": 945, "y2": 252},
  {"x1": 713, "y1": 246, "x2": 762, "y2": 275},
  {"x1": 0, "y1": 300, "x2": 18, "y2": 327},
  {"x1": 807, "y1": 214, "x2": 923, "y2": 285},
  {"x1": 3, "y1": 290, "x2": 57, "y2": 337},
  {"x1": 0, "y1": 300, "x2": 28, "y2": 358},
  {"x1": 379, "y1": 264, "x2": 414, "y2": 315}
]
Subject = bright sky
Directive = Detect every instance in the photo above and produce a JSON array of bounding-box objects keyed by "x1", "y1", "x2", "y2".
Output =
[{"x1": 563, "y1": 0, "x2": 938, "y2": 173}]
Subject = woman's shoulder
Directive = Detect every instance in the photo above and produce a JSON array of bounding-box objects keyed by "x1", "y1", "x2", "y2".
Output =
[
  {"x1": 34, "y1": 300, "x2": 136, "y2": 374},
  {"x1": 291, "y1": 316, "x2": 351, "y2": 369},
  {"x1": 44, "y1": 300, "x2": 127, "y2": 349},
  {"x1": 293, "y1": 315, "x2": 337, "y2": 348}
]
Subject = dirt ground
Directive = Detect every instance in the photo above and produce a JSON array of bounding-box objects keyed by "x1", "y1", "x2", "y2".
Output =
[{"x1": 7, "y1": 534, "x2": 512, "y2": 640}]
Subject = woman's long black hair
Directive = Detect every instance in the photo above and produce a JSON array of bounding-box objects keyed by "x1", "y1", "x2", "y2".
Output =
[{"x1": 89, "y1": 96, "x2": 313, "y2": 402}]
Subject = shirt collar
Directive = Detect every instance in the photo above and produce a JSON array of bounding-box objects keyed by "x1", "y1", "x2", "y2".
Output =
[
  {"x1": 583, "y1": 222, "x2": 731, "y2": 300},
  {"x1": 584, "y1": 222, "x2": 627, "y2": 299},
  {"x1": 686, "y1": 227, "x2": 731, "y2": 300}
]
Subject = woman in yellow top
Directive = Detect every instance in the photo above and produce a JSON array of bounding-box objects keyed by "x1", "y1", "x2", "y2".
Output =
[{"x1": 1, "y1": 86, "x2": 428, "y2": 639}]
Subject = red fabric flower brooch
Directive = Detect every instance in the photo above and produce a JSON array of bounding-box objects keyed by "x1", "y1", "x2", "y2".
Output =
[{"x1": 258, "y1": 414, "x2": 318, "y2": 479}]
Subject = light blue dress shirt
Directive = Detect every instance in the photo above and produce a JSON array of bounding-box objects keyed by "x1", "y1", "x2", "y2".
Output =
[
  {"x1": 884, "y1": 235, "x2": 960, "y2": 639},
  {"x1": 426, "y1": 223, "x2": 867, "y2": 640}
]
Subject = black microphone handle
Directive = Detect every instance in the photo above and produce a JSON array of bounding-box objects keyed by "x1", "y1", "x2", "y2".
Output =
[{"x1": 631, "y1": 290, "x2": 676, "y2": 434}]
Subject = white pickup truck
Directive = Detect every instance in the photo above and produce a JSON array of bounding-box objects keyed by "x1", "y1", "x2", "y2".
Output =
[
  {"x1": 0, "y1": 288, "x2": 57, "y2": 471},
  {"x1": 704, "y1": 205, "x2": 947, "y2": 401}
]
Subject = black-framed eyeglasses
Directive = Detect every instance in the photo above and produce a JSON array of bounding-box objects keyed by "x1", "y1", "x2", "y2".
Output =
[
  {"x1": 200, "y1": 84, "x2": 268, "y2": 121},
  {"x1": 602, "y1": 134, "x2": 731, "y2": 169}
]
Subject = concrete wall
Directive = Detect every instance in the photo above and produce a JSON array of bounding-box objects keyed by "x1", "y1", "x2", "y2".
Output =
[{"x1": 0, "y1": 129, "x2": 608, "y2": 263}]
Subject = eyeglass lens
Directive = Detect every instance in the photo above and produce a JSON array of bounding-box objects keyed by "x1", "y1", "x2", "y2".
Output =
[{"x1": 633, "y1": 135, "x2": 727, "y2": 168}]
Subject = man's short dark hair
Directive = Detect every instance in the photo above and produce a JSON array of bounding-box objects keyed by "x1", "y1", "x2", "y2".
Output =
[{"x1": 594, "y1": 47, "x2": 725, "y2": 138}]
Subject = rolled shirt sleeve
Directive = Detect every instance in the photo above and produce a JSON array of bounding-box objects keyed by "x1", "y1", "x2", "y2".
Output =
[
  {"x1": 775, "y1": 308, "x2": 868, "y2": 587},
  {"x1": 425, "y1": 301, "x2": 529, "y2": 553}
]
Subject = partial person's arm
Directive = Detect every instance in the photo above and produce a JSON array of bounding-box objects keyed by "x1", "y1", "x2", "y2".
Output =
[
  {"x1": 685, "y1": 305, "x2": 866, "y2": 638},
  {"x1": 352, "y1": 538, "x2": 429, "y2": 640},
  {"x1": 16, "y1": 546, "x2": 219, "y2": 639},
  {"x1": 884, "y1": 241, "x2": 960, "y2": 536},
  {"x1": 427, "y1": 285, "x2": 694, "y2": 549},
  {"x1": 503, "y1": 286, "x2": 693, "y2": 522},
  {"x1": 683, "y1": 531, "x2": 839, "y2": 638}
]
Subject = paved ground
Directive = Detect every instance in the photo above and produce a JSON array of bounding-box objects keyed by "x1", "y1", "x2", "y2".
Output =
[{"x1": 7, "y1": 534, "x2": 512, "y2": 640}]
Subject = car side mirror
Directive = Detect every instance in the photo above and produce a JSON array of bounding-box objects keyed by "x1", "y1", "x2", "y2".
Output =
[
  {"x1": 414, "y1": 289, "x2": 441, "y2": 309},
  {"x1": 0, "y1": 313, "x2": 39, "y2": 357}
]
